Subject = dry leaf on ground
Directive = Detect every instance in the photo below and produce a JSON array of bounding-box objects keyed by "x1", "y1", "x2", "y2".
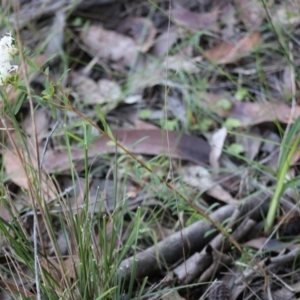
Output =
[
  {"x1": 209, "y1": 127, "x2": 227, "y2": 169},
  {"x1": 0, "y1": 205, "x2": 10, "y2": 222},
  {"x1": 203, "y1": 32, "x2": 261, "y2": 64},
  {"x1": 80, "y1": 25, "x2": 138, "y2": 67},
  {"x1": 152, "y1": 27, "x2": 179, "y2": 57},
  {"x1": 181, "y1": 166, "x2": 239, "y2": 205},
  {"x1": 171, "y1": 7, "x2": 219, "y2": 33},
  {"x1": 0, "y1": 279, "x2": 35, "y2": 298},
  {"x1": 24, "y1": 108, "x2": 50, "y2": 141},
  {"x1": 235, "y1": 128, "x2": 261, "y2": 160},
  {"x1": 200, "y1": 93, "x2": 300, "y2": 127},
  {"x1": 117, "y1": 17, "x2": 157, "y2": 53},
  {"x1": 71, "y1": 72, "x2": 122, "y2": 110},
  {"x1": 163, "y1": 54, "x2": 199, "y2": 73},
  {"x1": 229, "y1": 101, "x2": 300, "y2": 126},
  {"x1": 132, "y1": 119, "x2": 158, "y2": 130},
  {"x1": 4, "y1": 148, "x2": 57, "y2": 201},
  {"x1": 42, "y1": 129, "x2": 211, "y2": 173},
  {"x1": 45, "y1": 11, "x2": 65, "y2": 55}
]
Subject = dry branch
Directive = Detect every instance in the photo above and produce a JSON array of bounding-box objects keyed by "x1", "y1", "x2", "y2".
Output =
[
  {"x1": 117, "y1": 204, "x2": 235, "y2": 281},
  {"x1": 174, "y1": 216, "x2": 256, "y2": 283}
]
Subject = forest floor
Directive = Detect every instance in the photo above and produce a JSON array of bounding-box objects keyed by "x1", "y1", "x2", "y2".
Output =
[{"x1": 1, "y1": 1, "x2": 300, "y2": 299}]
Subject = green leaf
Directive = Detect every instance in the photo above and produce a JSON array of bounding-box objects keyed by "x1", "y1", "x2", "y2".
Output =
[
  {"x1": 198, "y1": 118, "x2": 213, "y2": 131},
  {"x1": 227, "y1": 143, "x2": 244, "y2": 156},
  {"x1": 215, "y1": 98, "x2": 232, "y2": 110},
  {"x1": 234, "y1": 88, "x2": 248, "y2": 101},
  {"x1": 224, "y1": 118, "x2": 241, "y2": 130},
  {"x1": 139, "y1": 109, "x2": 151, "y2": 119}
]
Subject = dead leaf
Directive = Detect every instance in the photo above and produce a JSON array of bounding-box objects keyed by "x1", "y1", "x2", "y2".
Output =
[
  {"x1": 4, "y1": 148, "x2": 57, "y2": 201},
  {"x1": 234, "y1": 0, "x2": 265, "y2": 30},
  {"x1": 229, "y1": 101, "x2": 300, "y2": 127},
  {"x1": 43, "y1": 129, "x2": 211, "y2": 173},
  {"x1": 209, "y1": 127, "x2": 227, "y2": 169},
  {"x1": 181, "y1": 166, "x2": 239, "y2": 205},
  {"x1": 0, "y1": 279, "x2": 35, "y2": 298},
  {"x1": 71, "y1": 72, "x2": 121, "y2": 110},
  {"x1": 243, "y1": 237, "x2": 300, "y2": 253},
  {"x1": 163, "y1": 54, "x2": 199, "y2": 73},
  {"x1": 45, "y1": 11, "x2": 65, "y2": 55},
  {"x1": 117, "y1": 17, "x2": 157, "y2": 52},
  {"x1": 171, "y1": 7, "x2": 219, "y2": 33},
  {"x1": 0, "y1": 205, "x2": 10, "y2": 222},
  {"x1": 200, "y1": 92, "x2": 300, "y2": 127},
  {"x1": 80, "y1": 25, "x2": 138, "y2": 67},
  {"x1": 152, "y1": 27, "x2": 179, "y2": 57},
  {"x1": 133, "y1": 119, "x2": 159, "y2": 130},
  {"x1": 236, "y1": 128, "x2": 261, "y2": 160},
  {"x1": 203, "y1": 32, "x2": 261, "y2": 64},
  {"x1": 63, "y1": 254, "x2": 79, "y2": 279},
  {"x1": 123, "y1": 94, "x2": 142, "y2": 104},
  {"x1": 282, "y1": 65, "x2": 294, "y2": 96},
  {"x1": 24, "y1": 108, "x2": 50, "y2": 140}
]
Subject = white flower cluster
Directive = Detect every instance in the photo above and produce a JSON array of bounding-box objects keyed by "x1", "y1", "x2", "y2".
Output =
[{"x1": 0, "y1": 33, "x2": 18, "y2": 86}]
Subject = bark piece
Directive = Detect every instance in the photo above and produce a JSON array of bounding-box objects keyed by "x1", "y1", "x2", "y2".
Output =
[
  {"x1": 117, "y1": 204, "x2": 235, "y2": 280},
  {"x1": 174, "y1": 213, "x2": 255, "y2": 282}
]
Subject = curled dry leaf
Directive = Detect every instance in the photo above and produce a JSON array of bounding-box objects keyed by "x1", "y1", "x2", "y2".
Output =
[
  {"x1": 209, "y1": 127, "x2": 227, "y2": 169},
  {"x1": 203, "y1": 32, "x2": 261, "y2": 64},
  {"x1": 4, "y1": 148, "x2": 57, "y2": 201},
  {"x1": 71, "y1": 72, "x2": 121, "y2": 110},
  {"x1": 117, "y1": 17, "x2": 157, "y2": 53},
  {"x1": 181, "y1": 166, "x2": 239, "y2": 205},
  {"x1": 80, "y1": 25, "x2": 137, "y2": 67},
  {"x1": 171, "y1": 7, "x2": 219, "y2": 33}
]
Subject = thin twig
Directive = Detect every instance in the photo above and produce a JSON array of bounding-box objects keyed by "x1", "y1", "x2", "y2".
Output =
[{"x1": 40, "y1": 120, "x2": 59, "y2": 166}]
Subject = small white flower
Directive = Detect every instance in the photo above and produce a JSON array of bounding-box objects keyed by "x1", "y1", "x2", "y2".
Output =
[{"x1": 0, "y1": 33, "x2": 18, "y2": 86}]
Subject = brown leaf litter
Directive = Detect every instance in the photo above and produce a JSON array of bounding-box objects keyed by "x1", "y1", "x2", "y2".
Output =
[
  {"x1": 203, "y1": 32, "x2": 261, "y2": 64},
  {"x1": 42, "y1": 129, "x2": 211, "y2": 173},
  {"x1": 4, "y1": 0, "x2": 300, "y2": 299},
  {"x1": 200, "y1": 92, "x2": 300, "y2": 127},
  {"x1": 170, "y1": 7, "x2": 219, "y2": 33}
]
